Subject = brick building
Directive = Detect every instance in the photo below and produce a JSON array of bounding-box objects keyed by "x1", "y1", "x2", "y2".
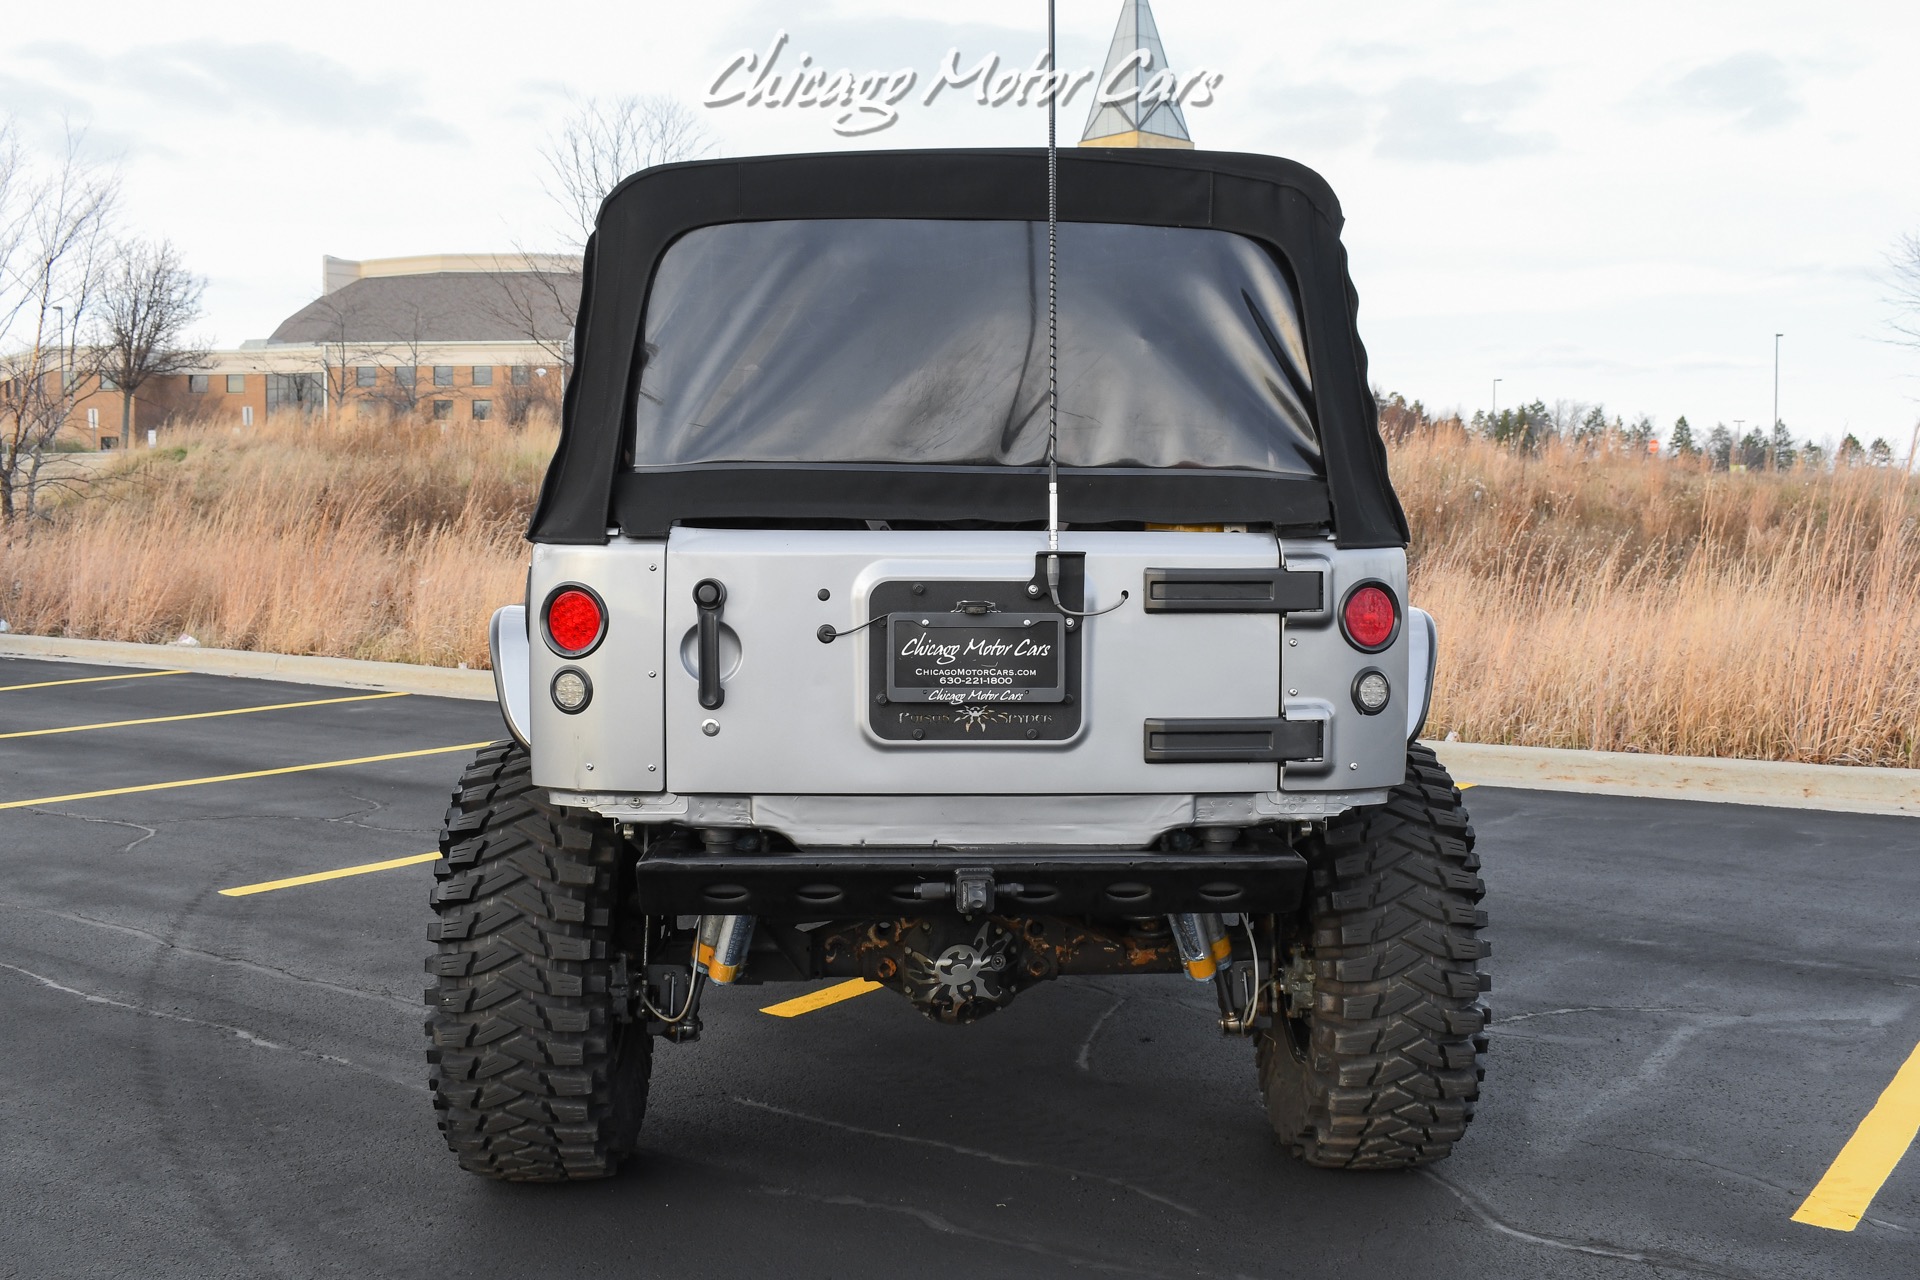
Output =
[{"x1": 63, "y1": 252, "x2": 579, "y2": 448}]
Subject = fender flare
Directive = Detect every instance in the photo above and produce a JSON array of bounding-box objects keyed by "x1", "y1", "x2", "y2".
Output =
[
  {"x1": 1405, "y1": 606, "x2": 1437, "y2": 741},
  {"x1": 489, "y1": 605, "x2": 532, "y2": 748}
]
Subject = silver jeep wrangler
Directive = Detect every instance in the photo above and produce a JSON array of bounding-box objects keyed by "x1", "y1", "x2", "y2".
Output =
[{"x1": 426, "y1": 148, "x2": 1489, "y2": 1182}]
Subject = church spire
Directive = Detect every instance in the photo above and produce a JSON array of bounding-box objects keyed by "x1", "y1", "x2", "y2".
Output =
[{"x1": 1079, "y1": 0, "x2": 1194, "y2": 148}]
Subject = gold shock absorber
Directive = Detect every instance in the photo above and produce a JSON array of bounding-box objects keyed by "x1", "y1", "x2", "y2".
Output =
[
  {"x1": 1206, "y1": 914, "x2": 1234, "y2": 969},
  {"x1": 695, "y1": 914, "x2": 756, "y2": 985},
  {"x1": 1169, "y1": 913, "x2": 1231, "y2": 983}
]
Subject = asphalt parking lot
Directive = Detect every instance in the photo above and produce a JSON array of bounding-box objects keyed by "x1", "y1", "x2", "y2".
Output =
[{"x1": 1, "y1": 653, "x2": 1915, "y2": 1279}]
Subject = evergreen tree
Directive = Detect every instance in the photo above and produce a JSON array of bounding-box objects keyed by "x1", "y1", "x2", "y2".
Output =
[
  {"x1": 1669, "y1": 415, "x2": 1697, "y2": 456},
  {"x1": 1837, "y1": 433, "x2": 1865, "y2": 466},
  {"x1": 1868, "y1": 437, "x2": 1894, "y2": 466},
  {"x1": 1800, "y1": 440, "x2": 1826, "y2": 471},
  {"x1": 1737, "y1": 429, "x2": 1768, "y2": 470},
  {"x1": 1519, "y1": 399, "x2": 1550, "y2": 452},
  {"x1": 1623, "y1": 414, "x2": 1656, "y2": 453},
  {"x1": 1706, "y1": 423, "x2": 1733, "y2": 470},
  {"x1": 1575, "y1": 405, "x2": 1607, "y2": 447},
  {"x1": 1768, "y1": 420, "x2": 1796, "y2": 469}
]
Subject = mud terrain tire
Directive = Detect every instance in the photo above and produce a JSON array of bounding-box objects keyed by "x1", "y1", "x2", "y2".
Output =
[
  {"x1": 425, "y1": 741, "x2": 649, "y2": 1181},
  {"x1": 1256, "y1": 741, "x2": 1489, "y2": 1168}
]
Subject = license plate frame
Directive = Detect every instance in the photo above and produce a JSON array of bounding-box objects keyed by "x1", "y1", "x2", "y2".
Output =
[
  {"x1": 885, "y1": 612, "x2": 1067, "y2": 705},
  {"x1": 864, "y1": 564, "x2": 1085, "y2": 744}
]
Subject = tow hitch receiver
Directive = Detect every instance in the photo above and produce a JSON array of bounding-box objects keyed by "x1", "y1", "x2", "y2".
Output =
[{"x1": 908, "y1": 866, "x2": 999, "y2": 914}]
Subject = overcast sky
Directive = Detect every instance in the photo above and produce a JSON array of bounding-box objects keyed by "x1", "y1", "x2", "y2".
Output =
[{"x1": 3, "y1": 0, "x2": 1916, "y2": 444}]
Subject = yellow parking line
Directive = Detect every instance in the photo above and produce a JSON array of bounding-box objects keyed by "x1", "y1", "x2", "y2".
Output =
[
  {"x1": 0, "y1": 668, "x2": 190, "y2": 693},
  {"x1": 0, "y1": 691, "x2": 408, "y2": 740},
  {"x1": 1457, "y1": 782, "x2": 1479, "y2": 790},
  {"x1": 762, "y1": 979, "x2": 884, "y2": 1018},
  {"x1": 221, "y1": 850, "x2": 441, "y2": 897},
  {"x1": 0, "y1": 741, "x2": 495, "y2": 811},
  {"x1": 1793, "y1": 1037, "x2": 1920, "y2": 1231}
]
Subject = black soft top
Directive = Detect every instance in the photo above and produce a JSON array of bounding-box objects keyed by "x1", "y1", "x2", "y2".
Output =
[{"x1": 529, "y1": 148, "x2": 1409, "y2": 549}]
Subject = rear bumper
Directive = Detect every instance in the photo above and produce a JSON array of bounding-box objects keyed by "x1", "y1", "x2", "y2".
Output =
[{"x1": 632, "y1": 845, "x2": 1309, "y2": 919}]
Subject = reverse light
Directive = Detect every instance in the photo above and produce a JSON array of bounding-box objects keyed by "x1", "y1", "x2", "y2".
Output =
[
  {"x1": 551, "y1": 667, "x2": 592, "y2": 713},
  {"x1": 543, "y1": 585, "x2": 606, "y2": 657},
  {"x1": 1340, "y1": 583, "x2": 1399, "y2": 652},
  {"x1": 1353, "y1": 669, "x2": 1391, "y2": 715}
]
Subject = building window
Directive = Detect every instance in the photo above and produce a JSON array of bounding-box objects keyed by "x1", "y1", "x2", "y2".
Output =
[
  {"x1": 433, "y1": 365, "x2": 454, "y2": 386},
  {"x1": 188, "y1": 374, "x2": 209, "y2": 393},
  {"x1": 472, "y1": 399, "x2": 492, "y2": 421},
  {"x1": 226, "y1": 374, "x2": 246, "y2": 394},
  {"x1": 471, "y1": 366, "x2": 492, "y2": 386},
  {"x1": 241, "y1": 405, "x2": 254, "y2": 426},
  {"x1": 396, "y1": 366, "x2": 416, "y2": 387},
  {"x1": 87, "y1": 407, "x2": 100, "y2": 428},
  {"x1": 100, "y1": 373, "x2": 120, "y2": 392},
  {"x1": 510, "y1": 365, "x2": 531, "y2": 386},
  {"x1": 355, "y1": 366, "x2": 377, "y2": 387},
  {"x1": 433, "y1": 400, "x2": 453, "y2": 420},
  {"x1": 267, "y1": 372, "x2": 324, "y2": 417}
]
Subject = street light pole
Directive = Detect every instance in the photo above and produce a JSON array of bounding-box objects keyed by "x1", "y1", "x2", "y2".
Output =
[
  {"x1": 1492, "y1": 378, "x2": 1502, "y2": 421},
  {"x1": 1772, "y1": 333, "x2": 1782, "y2": 433}
]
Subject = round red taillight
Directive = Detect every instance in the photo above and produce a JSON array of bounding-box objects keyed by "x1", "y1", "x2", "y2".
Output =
[
  {"x1": 1341, "y1": 584, "x2": 1398, "y2": 651},
  {"x1": 545, "y1": 588, "x2": 605, "y2": 656}
]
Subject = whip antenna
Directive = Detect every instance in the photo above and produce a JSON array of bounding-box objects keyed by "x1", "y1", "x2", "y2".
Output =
[
  {"x1": 1046, "y1": 0, "x2": 1060, "y2": 554},
  {"x1": 1039, "y1": 1, "x2": 1128, "y2": 621}
]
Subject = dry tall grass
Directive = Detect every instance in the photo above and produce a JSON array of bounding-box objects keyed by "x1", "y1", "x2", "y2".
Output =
[
  {"x1": 2, "y1": 413, "x2": 1914, "y2": 766},
  {"x1": 1, "y1": 412, "x2": 552, "y2": 669},
  {"x1": 1398, "y1": 431, "x2": 1920, "y2": 767}
]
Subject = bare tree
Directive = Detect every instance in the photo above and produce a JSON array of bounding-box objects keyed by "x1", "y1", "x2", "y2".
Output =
[
  {"x1": 363, "y1": 305, "x2": 436, "y2": 418},
  {"x1": 0, "y1": 123, "x2": 118, "y2": 527},
  {"x1": 94, "y1": 238, "x2": 206, "y2": 449},
  {"x1": 485, "y1": 95, "x2": 711, "y2": 378},
  {"x1": 1890, "y1": 232, "x2": 1920, "y2": 348},
  {"x1": 541, "y1": 95, "x2": 712, "y2": 251},
  {"x1": 484, "y1": 263, "x2": 581, "y2": 378},
  {"x1": 301, "y1": 288, "x2": 376, "y2": 418}
]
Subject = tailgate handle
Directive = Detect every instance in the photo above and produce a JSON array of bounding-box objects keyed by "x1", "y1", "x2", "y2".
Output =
[
  {"x1": 693, "y1": 579, "x2": 727, "y2": 710},
  {"x1": 1143, "y1": 717, "x2": 1324, "y2": 764},
  {"x1": 1141, "y1": 568, "x2": 1322, "y2": 614}
]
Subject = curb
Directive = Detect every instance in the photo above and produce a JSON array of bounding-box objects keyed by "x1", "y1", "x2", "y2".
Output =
[
  {"x1": 1, "y1": 635, "x2": 1913, "y2": 818},
  {"x1": 0, "y1": 634, "x2": 495, "y2": 701},
  {"x1": 1425, "y1": 740, "x2": 1918, "y2": 820}
]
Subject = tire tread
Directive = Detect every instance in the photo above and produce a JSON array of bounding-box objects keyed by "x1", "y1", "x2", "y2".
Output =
[
  {"x1": 1258, "y1": 741, "x2": 1489, "y2": 1169},
  {"x1": 424, "y1": 741, "x2": 647, "y2": 1182}
]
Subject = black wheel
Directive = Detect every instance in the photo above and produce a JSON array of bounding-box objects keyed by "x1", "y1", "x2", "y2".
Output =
[
  {"x1": 424, "y1": 741, "x2": 650, "y2": 1181},
  {"x1": 1256, "y1": 741, "x2": 1490, "y2": 1168}
]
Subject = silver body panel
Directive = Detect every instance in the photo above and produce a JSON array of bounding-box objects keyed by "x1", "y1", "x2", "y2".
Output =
[
  {"x1": 527, "y1": 541, "x2": 669, "y2": 793},
  {"x1": 1277, "y1": 538, "x2": 1412, "y2": 791},
  {"x1": 662, "y1": 529, "x2": 1280, "y2": 795},
  {"x1": 519, "y1": 528, "x2": 1414, "y2": 842}
]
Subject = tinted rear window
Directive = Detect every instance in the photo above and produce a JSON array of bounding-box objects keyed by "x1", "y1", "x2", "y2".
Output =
[{"x1": 632, "y1": 219, "x2": 1319, "y2": 475}]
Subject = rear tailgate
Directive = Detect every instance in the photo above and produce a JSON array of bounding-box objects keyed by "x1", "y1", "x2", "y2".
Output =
[{"x1": 661, "y1": 529, "x2": 1288, "y2": 795}]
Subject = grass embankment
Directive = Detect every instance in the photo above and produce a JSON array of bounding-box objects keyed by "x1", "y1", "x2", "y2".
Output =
[
  {"x1": 1, "y1": 414, "x2": 1915, "y2": 766},
  {"x1": 2, "y1": 413, "x2": 549, "y2": 669},
  {"x1": 1398, "y1": 431, "x2": 1919, "y2": 767}
]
